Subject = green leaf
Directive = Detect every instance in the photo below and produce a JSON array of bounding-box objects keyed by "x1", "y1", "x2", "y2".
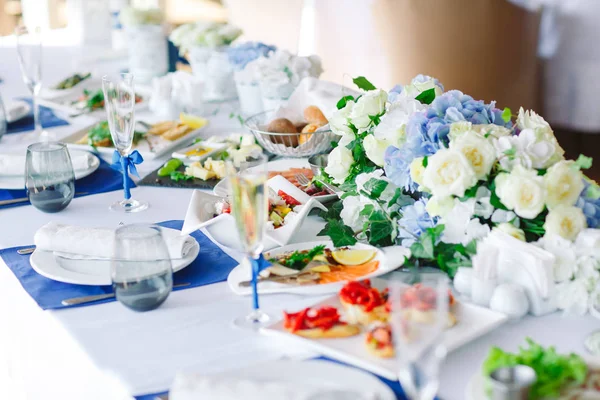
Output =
[
  {"x1": 422, "y1": 156, "x2": 428, "y2": 168},
  {"x1": 501, "y1": 107, "x2": 512, "y2": 124},
  {"x1": 586, "y1": 183, "x2": 600, "y2": 200},
  {"x1": 339, "y1": 180, "x2": 357, "y2": 192},
  {"x1": 367, "y1": 211, "x2": 393, "y2": 245},
  {"x1": 319, "y1": 199, "x2": 344, "y2": 221},
  {"x1": 414, "y1": 88, "x2": 436, "y2": 105},
  {"x1": 170, "y1": 171, "x2": 193, "y2": 182},
  {"x1": 330, "y1": 140, "x2": 338, "y2": 148},
  {"x1": 490, "y1": 189, "x2": 508, "y2": 210},
  {"x1": 575, "y1": 154, "x2": 593, "y2": 170},
  {"x1": 484, "y1": 129, "x2": 492, "y2": 139},
  {"x1": 352, "y1": 76, "x2": 377, "y2": 91},
  {"x1": 459, "y1": 185, "x2": 479, "y2": 201},
  {"x1": 363, "y1": 178, "x2": 389, "y2": 198},
  {"x1": 359, "y1": 204, "x2": 375, "y2": 217},
  {"x1": 340, "y1": 190, "x2": 357, "y2": 199},
  {"x1": 336, "y1": 95, "x2": 355, "y2": 109},
  {"x1": 369, "y1": 114, "x2": 382, "y2": 125},
  {"x1": 387, "y1": 187, "x2": 405, "y2": 207},
  {"x1": 503, "y1": 148, "x2": 517, "y2": 158},
  {"x1": 317, "y1": 219, "x2": 357, "y2": 247}
]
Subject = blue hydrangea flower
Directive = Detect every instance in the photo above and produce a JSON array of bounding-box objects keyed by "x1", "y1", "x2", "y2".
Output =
[
  {"x1": 576, "y1": 180, "x2": 600, "y2": 228},
  {"x1": 384, "y1": 90, "x2": 509, "y2": 191},
  {"x1": 227, "y1": 42, "x2": 276, "y2": 70},
  {"x1": 397, "y1": 198, "x2": 439, "y2": 247}
]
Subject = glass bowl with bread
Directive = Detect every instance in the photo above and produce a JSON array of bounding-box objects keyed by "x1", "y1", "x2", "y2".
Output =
[{"x1": 245, "y1": 106, "x2": 338, "y2": 157}]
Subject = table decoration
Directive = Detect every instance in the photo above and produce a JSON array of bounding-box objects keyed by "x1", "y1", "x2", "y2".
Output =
[
  {"x1": 120, "y1": 7, "x2": 168, "y2": 83},
  {"x1": 315, "y1": 74, "x2": 600, "y2": 318},
  {"x1": 170, "y1": 22, "x2": 242, "y2": 101},
  {"x1": 0, "y1": 220, "x2": 237, "y2": 310}
]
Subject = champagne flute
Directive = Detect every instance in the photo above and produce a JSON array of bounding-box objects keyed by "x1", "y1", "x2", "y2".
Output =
[
  {"x1": 102, "y1": 73, "x2": 148, "y2": 213},
  {"x1": 15, "y1": 26, "x2": 48, "y2": 141},
  {"x1": 388, "y1": 275, "x2": 449, "y2": 400},
  {"x1": 225, "y1": 152, "x2": 272, "y2": 329}
]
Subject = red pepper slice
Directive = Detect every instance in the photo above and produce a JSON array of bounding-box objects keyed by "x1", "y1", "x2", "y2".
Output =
[{"x1": 278, "y1": 190, "x2": 301, "y2": 206}]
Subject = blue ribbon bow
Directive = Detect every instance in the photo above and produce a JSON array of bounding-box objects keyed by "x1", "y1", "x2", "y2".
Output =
[
  {"x1": 111, "y1": 150, "x2": 144, "y2": 200},
  {"x1": 250, "y1": 254, "x2": 271, "y2": 310}
]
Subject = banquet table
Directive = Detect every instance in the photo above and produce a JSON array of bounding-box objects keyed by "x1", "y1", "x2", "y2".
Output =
[{"x1": 1, "y1": 43, "x2": 599, "y2": 400}]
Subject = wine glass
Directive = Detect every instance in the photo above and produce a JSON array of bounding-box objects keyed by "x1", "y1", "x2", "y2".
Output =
[
  {"x1": 102, "y1": 73, "x2": 148, "y2": 213},
  {"x1": 388, "y1": 275, "x2": 450, "y2": 400},
  {"x1": 15, "y1": 25, "x2": 49, "y2": 141},
  {"x1": 225, "y1": 152, "x2": 273, "y2": 329},
  {"x1": 112, "y1": 224, "x2": 173, "y2": 312}
]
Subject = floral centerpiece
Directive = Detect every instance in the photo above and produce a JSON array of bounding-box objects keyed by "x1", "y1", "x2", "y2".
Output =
[
  {"x1": 318, "y1": 75, "x2": 600, "y2": 316},
  {"x1": 169, "y1": 22, "x2": 242, "y2": 54}
]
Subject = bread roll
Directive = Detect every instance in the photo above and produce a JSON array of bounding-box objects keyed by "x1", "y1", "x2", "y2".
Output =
[
  {"x1": 148, "y1": 121, "x2": 177, "y2": 135},
  {"x1": 304, "y1": 105, "x2": 328, "y2": 126},
  {"x1": 162, "y1": 124, "x2": 192, "y2": 141},
  {"x1": 366, "y1": 343, "x2": 394, "y2": 358},
  {"x1": 288, "y1": 323, "x2": 360, "y2": 339},
  {"x1": 267, "y1": 118, "x2": 298, "y2": 133}
]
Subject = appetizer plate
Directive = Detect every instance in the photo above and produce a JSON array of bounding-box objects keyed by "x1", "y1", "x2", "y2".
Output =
[
  {"x1": 5, "y1": 100, "x2": 31, "y2": 123},
  {"x1": 170, "y1": 359, "x2": 396, "y2": 400},
  {"x1": 29, "y1": 229, "x2": 200, "y2": 286},
  {"x1": 0, "y1": 150, "x2": 100, "y2": 190},
  {"x1": 40, "y1": 75, "x2": 100, "y2": 100},
  {"x1": 171, "y1": 142, "x2": 228, "y2": 164},
  {"x1": 213, "y1": 158, "x2": 338, "y2": 203},
  {"x1": 227, "y1": 241, "x2": 411, "y2": 296},
  {"x1": 62, "y1": 122, "x2": 208, "y2": 160},
  {"x1": 261, "y1": 291, "x2": 508, "y2": 381},
  {"x1": 182, "y1": 176, "x2": 328, "y2": 251}
]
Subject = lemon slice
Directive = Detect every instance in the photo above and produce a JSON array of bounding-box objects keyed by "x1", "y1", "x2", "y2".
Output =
[
  {"x1": 332, "y1": 249, "x2": 376, "y2": 266},
  {"x1": 180, "y1": 113, "x2": 208, "y2": 129}
]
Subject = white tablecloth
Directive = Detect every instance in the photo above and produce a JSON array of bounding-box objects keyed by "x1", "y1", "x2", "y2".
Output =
[{"x1": 0, "y1": 43, "x2": 598, "y2": 400}]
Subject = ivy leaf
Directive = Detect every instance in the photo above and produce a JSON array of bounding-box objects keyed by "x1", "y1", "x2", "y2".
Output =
[
  {"x1": 352, "y1": 76, "x2": 377, "y2": 91},
  {"x1": 501, "y1": 107, "x2": 512, "y2": 124},
  {"x1": 330, "y1": 141, "x2": 338, "y2": 148},
  {"x1": 319, "y1": 199, "x2": 344, "y2": 220},
  {"x1": 575, "y1": 154, "x2": 593, "y2": 170},
  {"x1": 415, "y1": 88, "x2": 436, "y2": 105},
  {"x1": 359, "y1": 204, "x2": 375, "y2": 217},
  {"x1": 587, "y1": 182, "x2": 600, "y2": 200},
  {"x1": 410, "y1": 234, "x2": 435, "y2": 260},
  {"x1": 490, "y1": 189, "x2": 508, "y2": 210},
  {"x1": 317, "y1": 219, "x2": 357, "y2": 247},
  {"x1": 363, "y1": 178, "x2": 389, "y2": 198},
  {"x1": 422, "y1": 156, "x2": 428, "y2": 168},
  {"x1": 369, "y1": 114, "x2": 382, "y2": 125},
  {"x1": 341, "y1": 190, "x2": 357, "y2": 199},
  {"x1": 387, "y1": 187, "x2": 405, "y2": 207},
  {"x1": 459, "y1": 185, "x2": 479, "y2": 201},
  {"x1": 367, "y1": 211, "x2": 393, "y2": 245},
  {"x1": 336, "y1": 95, "x2": 355, "y2": 110}
]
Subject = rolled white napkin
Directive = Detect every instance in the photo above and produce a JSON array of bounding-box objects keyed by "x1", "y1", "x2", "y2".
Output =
[
  {"x1": 34, "y1": 222, "x2": 195, "y2": 260},
  {"x1": 0, "y1": 152, "x2": 95, "y2": 177}
]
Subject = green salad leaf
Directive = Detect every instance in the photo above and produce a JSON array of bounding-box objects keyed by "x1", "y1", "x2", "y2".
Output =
[
  {"x1": 482, "y1": 338, "x2": 588, "y2": 399},
  {"x1": 272, "y1": 245, "x2": 326, "y2": 270}
]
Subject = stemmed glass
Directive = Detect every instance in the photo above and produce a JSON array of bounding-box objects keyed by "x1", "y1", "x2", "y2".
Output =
[
  {"x1": 388, "y1": 275, "x2": 449, "y2": 400},
  {"x1": 102, "y1": 73, "x2": 148, "y2": 213},
  {"x1": 15, "y1": 26, "x2": 48, "y2": 141},
  {"x1": 225, "y1": 152, "x2": 273, "y2": 329}
]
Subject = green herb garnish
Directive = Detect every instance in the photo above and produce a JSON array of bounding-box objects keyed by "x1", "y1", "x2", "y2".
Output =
[
  {"x1": 86, "y1": 121, "x2": 145, "y2": 148},
  {"x1": 273, "y1": 245, "x2": 326, "y2": 270},
  {"x1": 169, "y1": 171, "x2": 193, "y2": 182}
]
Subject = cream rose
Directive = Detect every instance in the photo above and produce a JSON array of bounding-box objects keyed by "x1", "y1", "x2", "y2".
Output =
[
  {"x1": 544, "y1": 205, "x2": 587, "y2": 241},
  {"x1": 409, "y1": 157, "x2": 426, "y2": 188},
  {"x1": 425, "y1": 195, "x2": 455, "y2": 218},
  {"x1": 422, "y1": 148, "x2": 477, "y2": 197},
  {"x1": 544, "y1": 160, "x2": 585, "y2": 210},
  {"x1": 363, "y1": 134, "x2": 390, "y2": 167},
  {"x1": 349, "y1": 89, "x2": 388, "y2": 130},
  {"x1": 450, "y1": 130, "x2": 496, "y2": 180},
  {"x1": 495, "y1": 165, "x2": 546, "y2": 219},
  {"x1": 324, "y1": 134, "x2": 355, "y2": 184},
  {"x1": 329, "y1": 100, "x2": 354, "y2": 136},
  {"x1": 493, "y1": 223, "x2": 526, "y2": 241},
  {"x1": 373, "y1": 97, "x2": 424, "y2": 148}
]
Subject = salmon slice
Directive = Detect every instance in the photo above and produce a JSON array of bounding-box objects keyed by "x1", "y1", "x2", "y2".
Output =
[{"x1": 318, "y1": 261, "x2": 380, "y2": 284}]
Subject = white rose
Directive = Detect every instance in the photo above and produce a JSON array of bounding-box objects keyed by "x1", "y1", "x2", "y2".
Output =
[
  {"x1": 425, "y1": 195, "x2": 455, "y2": 218},
  {"x1": 575, "y1": 229, "x2": 600, "y2": 259},
  {"x1": 491, "y1": 209, "x2": 517, "y2": 224},
  {"x1": 422, "y1": 148, "x2": 477, "y2": 198},
  {"x1": 544, "y1": 160, "x2": 584, "y2": 210},
  {"x1": 448, "y1": 121, "x2": 473, "y2": 141},
  {"x1": 329, "y1": 100, "x2": 354, "y2": 136},
  {"x1": 441, "y1": 198, "x2": 490, "y2": 245},
  {"x1": 472, "y1": 124, "x2": 512, "y2": 139},
  {"x1": 363, "y1": 135, "x2": 390, "y2": 167},
  {"x1": 349, "y1": 89, "x2": 387, "y2": 130},
  {"x1": 449, "y1": 130, "x2": 496, "y2": 180},
  {"x1": 517, "y1": 107, "x2": 552, "y2": 132},
  {"x1": 544, "y1": 205, "x2": 587, "y2": 241},
  {"x1": 325, "y1": 135, "x2": 355, "y2": 184},
  {"x1": 494, "y1": 165, "x2": 546, "y2": 219},
  {"x1": 555, "y1": 279, "x2": 589, "y2": 315},
  {"x1": 575, "y1": 255, "x2": 600, "y2": 291},
  {"x1": 402, "y1": 75, "x2": 444, "y2": 99},
  {"x1": 537, "y1": 234, "x2": 577, "y2": 282},
  {"x1": 340, "y1": 195, "x2": 372, "y2": 231},
  {"x1": 493, "y1": 223, "x2": 525, "y2": 241},
  {"x1": 409, "y1": 157, "x2": 427, "y2": 189},
  {"x1": 373, "y1": 97, "x2": 424, "y2": 147}
]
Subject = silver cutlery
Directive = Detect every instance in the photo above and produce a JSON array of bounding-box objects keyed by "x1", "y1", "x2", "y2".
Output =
[
  {"x1": 0, "y1": 191, "x2": 89, "y2": 207},
  {"x1": 17, "y1": 247, "x2": 35, "y2": 255},
  {"x1": 294, "y1": 173, "x2": 342, "y2": 196},
  {"x1": 61, "y1": 282, "x2": 191, "y2": 306}
]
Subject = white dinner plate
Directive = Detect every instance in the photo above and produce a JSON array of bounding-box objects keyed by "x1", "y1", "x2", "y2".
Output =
[
  {"x1": 5, "y1": 100, "x2": 31, "y2": 123},
  {"x1": 170, "y1": 359, "x2": 396, "y2": 400},
  {"x1": 213, "y1": 158, "x2": 338, "y2": 203},
  {"x1": 29, "y1": 229, "x2": 200, "y2": 286},
  {"x1": 0, "y1": 150, "x2": 100, "y2": 190},
  {"x1": 262, "y1": 290, "x2": 508, "y2": 381},
  {"x1": 227, "y1": 240, "x2": 411, "y2": 296}
]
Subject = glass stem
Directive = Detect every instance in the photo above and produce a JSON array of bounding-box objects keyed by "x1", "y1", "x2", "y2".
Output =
[
  {"x1": 32, "y1": 93, "x2": 42, "y2": 135},
  {"x1": 121, "y1": 156, "x2": 131, "y2": 200},
  {"x1": 250, "y1": 256, "x2": 259, "y2": 311}
]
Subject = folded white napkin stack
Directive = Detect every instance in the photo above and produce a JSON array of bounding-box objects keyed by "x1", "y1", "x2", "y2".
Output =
[
  {"x1": 149, "y1": 71, "x2": 204, "y2": 119},
  {"x1": 0, "y1": 152, "x2": 95, "y2": 177},
  {"x1": 34, "y1": 222, "x2": 195, "y2": 260}
]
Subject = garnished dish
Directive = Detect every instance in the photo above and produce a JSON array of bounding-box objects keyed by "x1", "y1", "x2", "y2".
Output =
[
  {"x1": 339, "y1": 280, "x2": 389, "y2": 325},
  {"x1": 268, "y1": 168, "x2": 330, "y2": 197},
  {"x1": 266, "y1": 105, "x2": 329, "y2": 147},
  {"x1": 283, "y1": 305, "x2": 360, "y2": 339},
  {"x1": 77, "y1": 121, "x2": 146, "y2": 148},
  {"x1": 53, "y1": 72, "x2": 91, "y2": 90},
  {"x1": 365, "y1": 323, "x2": 394, "y2": 358},
  {"x1": 399, "y1": 283, "x2": 458, "y2": 327},
  {"x1": 70, "y1": 88, "x2": 143, "y2": 112}
]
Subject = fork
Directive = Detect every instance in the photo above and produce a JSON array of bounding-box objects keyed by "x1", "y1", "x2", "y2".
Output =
[{"x1": 295, "y1": 173, "x2": 342, "y2": 196}]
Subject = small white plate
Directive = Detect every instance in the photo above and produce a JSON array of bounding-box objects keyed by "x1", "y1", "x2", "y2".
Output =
[
  {"x1": 170, "y1": 359, "x2": 396, "y2": 400},
  {"x1": 5, "y1": 100, "x2": 31, "y2": 123},
  {"x1": 213, "y1": 158, "x2": 338, "y2": 203},
  {"x1": 40, "y1": 76, "x2": 100, "y2": 100},
  {"x1": 29, "y1": 229, "x2": 200, "y2": 286},
  {"x1": 228, "y1": 241, "x2": 410, "y2": 296},
  {"x1": 171, "y1": 142, "x2": 228, "y2": 164},
  {"x1": 0, "y1": 150, "x2": 100, "y2": 190},
  {"x1": 261, "y1": 293, "x2": 508, "y2": 381}
]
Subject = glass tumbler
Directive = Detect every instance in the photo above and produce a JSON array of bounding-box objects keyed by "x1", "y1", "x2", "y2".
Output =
[
  {"x1": 112, "y1": 224, "x2": 173, "y2": 312},
  {"x1": 25, "y1": 142, "x2": 75, "y2": 213}
]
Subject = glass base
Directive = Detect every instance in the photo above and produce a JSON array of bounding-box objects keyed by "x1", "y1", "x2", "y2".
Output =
[
  {"x1": 233, "y1": 309, "x2": 273, "y2": 330},
  {"x1": 110, "y1": 199, "x2": 148, "y2": 213}
]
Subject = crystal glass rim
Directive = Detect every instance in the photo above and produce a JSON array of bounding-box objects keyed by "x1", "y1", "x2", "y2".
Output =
[
  {"x1": 27, "y1": 141, "x2": 66, "y2": 153},
  {"x1": 102, "y1": 73, "x2": 134, "y2": 85}
]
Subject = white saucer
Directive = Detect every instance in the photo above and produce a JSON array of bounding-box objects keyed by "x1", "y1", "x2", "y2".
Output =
[{"x1": 29, "y1": 230, "x2": 200, "y2": 286}]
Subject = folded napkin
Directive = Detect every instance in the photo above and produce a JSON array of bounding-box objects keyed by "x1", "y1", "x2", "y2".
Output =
[
  {"x1": 5, "y1": 100, "x2": 29, "y2": 123},
  {"x1": 0, "y1": 152, "x2": 96, "y2": 177},
  {"x1": 34, "y1": 221, "x2": 196, "y2": 260},
  {"x1": 6, "y1": 98, "x2": 69, "y2": 134}
]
